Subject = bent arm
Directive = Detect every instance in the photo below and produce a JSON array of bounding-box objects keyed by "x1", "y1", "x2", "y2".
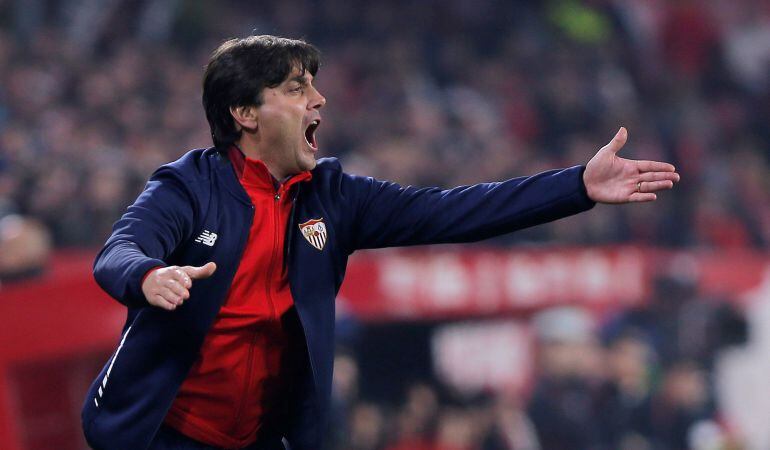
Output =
[
  {"x1": 93, "y1": 167, "x2": 195, "y2": 308},
  {"x1": 345, "y1": 165, "x2": 595, "y2": 251}
]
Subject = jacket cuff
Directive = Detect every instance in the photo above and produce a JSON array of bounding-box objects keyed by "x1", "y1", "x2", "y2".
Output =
[
  {"x1": 575, "y1": 165, "x2": 596, "y2": 209},
  {"x1": 127, "y1": 259, "x2": 167, "y2": 308},
  {"x1": 140, "y1": 266, "x2": 163, "y2": 286}
]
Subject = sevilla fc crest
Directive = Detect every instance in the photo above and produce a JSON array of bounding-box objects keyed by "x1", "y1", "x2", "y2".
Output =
[{"x1": 298, "y1": 218, "x2": 327, "y2": 251}]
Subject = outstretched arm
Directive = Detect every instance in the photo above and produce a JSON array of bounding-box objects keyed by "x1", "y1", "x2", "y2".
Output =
[
  {"x1": 343, "y1": 166, "x2": 595, "y2": 252},
  {"x1": 342, "y1": 127, "x2": 678, "y2": 252},
  {"x1": 583, "y1": 127, "x2": 680, "y2": 203}
]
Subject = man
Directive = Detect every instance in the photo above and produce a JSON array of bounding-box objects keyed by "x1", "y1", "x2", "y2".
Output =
[{"x1": 81, "y1": 35, "x2": 679, "y2": 450}]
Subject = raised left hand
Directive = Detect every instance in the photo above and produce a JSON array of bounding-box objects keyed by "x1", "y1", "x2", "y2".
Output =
[{"x1": 583, "y1": 127, "x2": 680, "y2": 204}]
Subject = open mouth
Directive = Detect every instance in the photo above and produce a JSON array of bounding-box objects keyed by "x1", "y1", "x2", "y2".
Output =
[{"x1": 304, "y1": 119, "x2": 320, "y2": 150}]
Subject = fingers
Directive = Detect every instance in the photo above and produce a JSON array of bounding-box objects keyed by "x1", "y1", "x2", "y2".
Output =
[
  {"x1": 148, "y1": 284, "x2": 187, "y2": 311},
  {"x1": 628, "y1": 177, "x2": 676, "y2": 202},
  {"x1": 149, "y1": 294, "x2": 178, "y2": 311},
  {"x1": 182, "y1": 262, "x2": 217, "y2": 280},
  {"x1": 638, "y1": 171, "x2": 680, "y2": 183},
  {"x1": 164, "y1": 277, "x2": 190, "y2": 300},
  {"x1": 638, "y1": 180, "x2": 675, "y2": 193},
  {"x1": 602, "y1": 127, "x2": 628, "y2": 154},
  {"x1": 171, "y1": 267, "x2": 192, "y2": 289},
  {"x1": 637, "y1": 160, "x2": 676, "y2": 173},
  {"x1": 141, "y1": 263, "x2": 216, "y2": 310},
  {"x1": 141, "y1": 265, "x2": 197, "y2": 310},
  {"x1": 629, "y1": 192, "x2": 657, "y2": 202},
  {"x1": 159, "y1": 286, "x2": 184, "y2": 304},
  {"x1": 148, "y1": 288, "x2": 183, "y2": 311}
]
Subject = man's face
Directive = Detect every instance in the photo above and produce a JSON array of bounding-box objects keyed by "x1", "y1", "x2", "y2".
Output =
[{"x1": 255, "y1": 67, "x2": 325, "y2": 179}]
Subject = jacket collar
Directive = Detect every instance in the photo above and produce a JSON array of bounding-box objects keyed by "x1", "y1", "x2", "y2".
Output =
[{"x1": 216, "y1": 146, "x2": 311, "y2": 204}]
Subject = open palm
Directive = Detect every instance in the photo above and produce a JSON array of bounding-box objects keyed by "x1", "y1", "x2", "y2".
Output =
[{"x1": 583, "y1": 127, "x2": 680, "y2": 204}]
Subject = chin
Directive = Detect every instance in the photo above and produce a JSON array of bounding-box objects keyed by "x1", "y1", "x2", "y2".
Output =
[
  {"x1": 295, "y1": 144, "x2": 318, "y2": 173},
  {"x1": 300, "y1": 154, "x2": 318, "y2": 171}
]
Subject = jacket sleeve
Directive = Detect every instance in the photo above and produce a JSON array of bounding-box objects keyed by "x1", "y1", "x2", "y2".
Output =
[
  {"x1": 93, "y1": 166, "x2": 196, "y2": 308},
  {"x1": 343, "y1": 165, "x2": 595, "y2": 251}
]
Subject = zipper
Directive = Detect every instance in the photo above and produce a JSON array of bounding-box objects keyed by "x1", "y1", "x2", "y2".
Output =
[
  {"x1": 232, "y1": 184, "x2": 285, "y2": 433},
  {"x1": 283, "y1": 184, "x2": 300, "y2": 273},
  {"x1": 265, "y1": 187, "x2": 282, "y2": 320}
]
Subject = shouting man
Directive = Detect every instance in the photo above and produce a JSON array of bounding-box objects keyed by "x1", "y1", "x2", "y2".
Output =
[{"x1": 82, "y1": 35, "x2": 679, "y2": 450}]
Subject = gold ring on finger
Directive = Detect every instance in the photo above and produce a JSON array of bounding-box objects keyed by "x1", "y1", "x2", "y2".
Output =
[{"x1": 636, "y1": 181, "x2": 642, "y2": 193}]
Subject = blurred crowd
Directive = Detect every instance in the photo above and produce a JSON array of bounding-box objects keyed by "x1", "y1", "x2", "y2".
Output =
[
  {"x1": 0, "y1": 0, "x2": 765, "y2": 448},
  {"x1": 328, "y1": 274, "x2": 748, "y2": 450},
  {"x1": 0, "y1": 0, "x2": 769, "y2": 255}
]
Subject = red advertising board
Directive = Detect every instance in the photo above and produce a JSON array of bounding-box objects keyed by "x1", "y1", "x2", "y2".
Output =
[
  {"x1": 339, "y1": 247, "x2": 768, "y2": 320},
  {"x1": 0, "y1": 247, "x2": 768, "y2": 449}
]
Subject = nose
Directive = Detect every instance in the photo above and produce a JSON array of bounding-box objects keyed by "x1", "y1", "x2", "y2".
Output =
[{"x1": 309, "y1": 87, "x2": 326, "y2": 110}]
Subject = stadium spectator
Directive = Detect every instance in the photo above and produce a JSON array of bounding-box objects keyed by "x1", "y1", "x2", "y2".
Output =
[
  {"x1": 0, "y1": 214, "x2": 51, "y2": 284},
  {"x1": 0, "y1": 1, "x2": 764, "y2": 448},
  {"x1": 0, "y1": 1, "x2": 767, "y2": 250}
]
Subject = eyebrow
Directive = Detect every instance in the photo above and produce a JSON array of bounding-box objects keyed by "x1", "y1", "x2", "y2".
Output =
[{"x1": 288, "y1": 75, "x2": 309, "y2": 86}]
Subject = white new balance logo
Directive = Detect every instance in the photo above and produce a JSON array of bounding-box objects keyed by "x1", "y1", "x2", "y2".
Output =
[{"x1": 194, "y1": 230, "x2": 218, "y2": 247}]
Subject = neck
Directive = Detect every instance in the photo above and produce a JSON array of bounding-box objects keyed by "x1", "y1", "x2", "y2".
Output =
[{"x1": 234, "y1": 137, "x2": 286, "y2": 180}]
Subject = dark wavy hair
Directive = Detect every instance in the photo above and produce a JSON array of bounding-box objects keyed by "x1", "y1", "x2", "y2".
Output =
[{"x1": 202, "y1": 35, "x2": 320, "y2": 149}]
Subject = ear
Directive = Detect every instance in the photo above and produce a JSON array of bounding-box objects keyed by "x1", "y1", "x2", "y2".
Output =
[{"x1": 229, "y1": 106, "x2": 258, "y2": 132}]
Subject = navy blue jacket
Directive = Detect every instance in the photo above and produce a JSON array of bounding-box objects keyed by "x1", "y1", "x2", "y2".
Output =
[{"x1": 81, "y1": 147, "x2": 594, "y2": 450}]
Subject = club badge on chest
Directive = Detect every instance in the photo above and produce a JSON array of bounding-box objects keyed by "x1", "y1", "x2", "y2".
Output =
[{"x1": 298, "y1": 218, "x2": 327, "y2": 251}]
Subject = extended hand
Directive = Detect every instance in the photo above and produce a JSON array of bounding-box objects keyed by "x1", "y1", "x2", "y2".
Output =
[
  {"x1": 583, "y1": 127, "x2": 680, "y2": 203},
  {"x1": 141, "y1": 262, "x2": 217, "y2": 310}
]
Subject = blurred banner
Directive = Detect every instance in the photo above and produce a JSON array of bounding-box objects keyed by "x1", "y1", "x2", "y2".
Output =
[
  {"x1": 341, "y1": 247, "x2": 768, "y2": 320},
  {"x1": 0, "y1": 247, "x2": 768, "y2": 449}
]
